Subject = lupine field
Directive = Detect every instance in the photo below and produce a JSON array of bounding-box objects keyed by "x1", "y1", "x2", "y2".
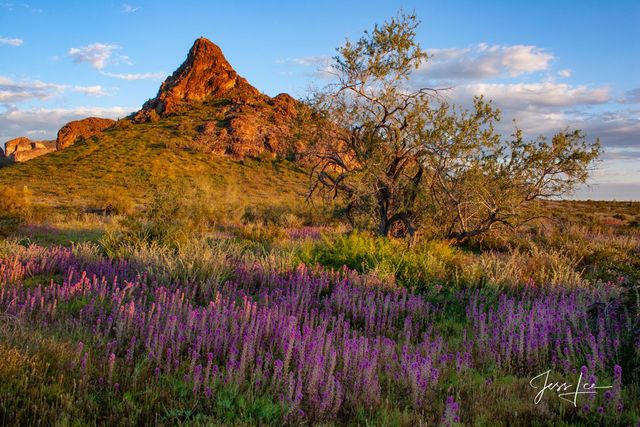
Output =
[{"x1": 0, "y1": 207, "x2": 639, "y2": 426}]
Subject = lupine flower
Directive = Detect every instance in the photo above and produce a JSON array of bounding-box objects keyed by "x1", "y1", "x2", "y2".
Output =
[
  {"x1": 0, "y1": 243, "x2": 633, "y2": 423},
  {"x1": 441, "y1": 395, "x2": 460, "y2": 426}
]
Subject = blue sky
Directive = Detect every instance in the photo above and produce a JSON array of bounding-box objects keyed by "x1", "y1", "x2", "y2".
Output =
[{"x1": 1, "y1": 0, "x2": 638, "y2": 199}]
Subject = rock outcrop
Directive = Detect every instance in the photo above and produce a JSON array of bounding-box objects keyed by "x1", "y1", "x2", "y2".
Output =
[
  {"x1": 135, "y1": 37, "x2": 306, "y2": 159},
  {"x1": 136, "y1": 37, "x2": 261, "y2": 119},
  {"x1": 3, "y1": 137, "x2": 56, "y2": 162},
  {"x1": 196, "y1": 92, "x2": 305, "y2": 159},
  {"x1": 56, "y1": 117, "x2": 115, "y2": 150}
]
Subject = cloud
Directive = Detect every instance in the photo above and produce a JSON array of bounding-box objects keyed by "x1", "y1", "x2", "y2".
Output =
[
  {"x1": 425, "y1": 80, "x2": 637, "y2": 161},
  {"x1": 68, "y1": 43, "x2": 119, "y2": 70},
  {"x1": 122, "y1": 3, "x2": 138, "y2": 13},
  {"x1": 0, "y1": 36, "x2": 23, "y2": 47},
  {"x1": 0, "y1": 105, "x2": 134, "y2": 142},
  {"x1": 71, "y1": 85, "x2": 108, "y2": 97},
  {"x1": 558, "y1": 69, "x2": 572, "y2": 78},
  {"x1": 287, "y1": 44, "x2": 555, "y2": 82},
  {"x1": 0, "y1": 3, "x2": 43, "y2": 13},
  {"x1": 278, "y1": 55, "x2": 334, "y2": 78},
  {"x1": 281, "y1": 55, "x2": 331, "y2": 66},
  {"x1": 620, "y1": 88, "x2": 640, "y2": 104},
  {"x1": 0, "y1": 76, "x2": 65, "y2": 102},
  {"x1": 445, "y1": 82, "x2": 610, "y2": 110},
  {"x1": 67, "y1": 43, "x2": 162, "y2": 80},
  {"x1": 418, "y1": 43, "x2": 553, "y2": 81},
  {"x1": 100, "y1": 71, "x2": 165, "y2": 80},
  {"x1": 0, "y1": 76, "x2": 110, "y2": 102},
  {"x1": 571, "y1": 182, "x2": 640, "y2": 200}
]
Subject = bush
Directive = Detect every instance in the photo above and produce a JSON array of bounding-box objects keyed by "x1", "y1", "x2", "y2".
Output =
[
  {"x1": 89, "y1": 189, "x2": 135, "y2": 216},
  {"x1": 298, "y1": 231, "x2": 469, "y2": 290},
  {"x1": 112, "y1": 118, "x2": 133, "y2": 130},
  {"x1": 241, "y1": 203, "x2": 322, "y2": 229},
  {"x1": 0, "y1": 186, "x2": 32, "y2": 215},
  {"x1": 100, "y1": 181, "x2": 218, "y2": 252},
  {"x1": 0, "y1": 186, "x2": 33, "y2": 235}
]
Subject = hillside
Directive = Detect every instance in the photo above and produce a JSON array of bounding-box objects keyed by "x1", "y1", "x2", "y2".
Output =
[
  {"x1": 0, "y1": 112, "x2": 308, "y2": 209},
  {"x1": 0, "y1": 38, "x2": 309, "y2": 211}
]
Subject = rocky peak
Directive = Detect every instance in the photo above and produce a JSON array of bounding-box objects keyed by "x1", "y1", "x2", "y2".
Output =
[{"x1": 136, "y1": 37, "x2": 260, "y2": 119}]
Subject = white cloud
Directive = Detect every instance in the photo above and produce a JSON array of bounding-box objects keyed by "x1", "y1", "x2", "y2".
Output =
[
  {"x1": 279, "y1": 55, "x2": 334, "y2": 78},
  {"x1": 288, "y1": 44, "x2": 555, "y2": 83},
  {"x1": 418, "y1": 43, "x2": 553, "y2": 81},
  {"x1": 68, "y1": 43, "x2": 119, "y2": 70},
  {"x1": 100, "y1": 71, "x2": 165, "y2": 80},
  {"x1": 0, "y1": 76, "x2": 110, "y2": 102},
  {"x1": 0, "y1": 106, "x2": 134, "y2": 142},
  {"x1": 429, "y1": 81, "x2": 638, "y2": 166},
  {"x1": 0, "y1": 76, "x2": 65, "y2": 102},
  {"x1": 572, "y1": 182, "x2": 640, "y2": 200},
  {"x1": 122, "y1": 3, "x2": 138, "y2": 13},
  {"x1": 0, "y1": 3, "x2": 42, "y2": 13},
  {"x1": 67, "y1": 44, "x2": 161, "y2": 80},
  {"x1": 446, "y1": 82, "x2": 610, "y2": 109},
  {"x1": 0, "y1": 36, "x2": 23, "y2": 47},
  {"x1": 281, "y1": 55, "x2": 331, "y2": 66},
  {"x1": 71, "y1": 85, "x2": 108, "y2": 97},
  {"x1": 558, "y1": 69, "x2": 572, "y2": 78}
]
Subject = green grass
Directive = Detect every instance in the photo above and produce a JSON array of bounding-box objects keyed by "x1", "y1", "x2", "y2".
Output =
[{"x1": 0, "y1": 103, "x2": 308, "y2": 213}]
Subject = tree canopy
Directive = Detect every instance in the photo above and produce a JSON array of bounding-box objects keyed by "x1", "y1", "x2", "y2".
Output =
[{"x1": 305, "y1": 12, "x2": 601, "y2": 243}]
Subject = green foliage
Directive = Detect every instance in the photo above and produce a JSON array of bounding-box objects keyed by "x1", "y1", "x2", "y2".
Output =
[
  {"x1": 299, "y1": 231, "x2": 468, "y2": 290},
  {"x1": 89, "y1": 188, "x2": 136, "y2": 215},
  {"x1": 101, "y1": 180, "x2": 219, "y2": 251},
  {"x1": 0, "y1": 186, "x2": 33, "y2": 235},
  {"x1": 242, "y1": 204, "x2": 305, "y2": 228},
  {"x1": 307, "y1": 12, "x2": 600, "y2": 243}
]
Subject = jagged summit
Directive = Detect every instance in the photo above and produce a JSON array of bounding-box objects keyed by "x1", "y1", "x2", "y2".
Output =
[
  {"x1": 132, "y1": 37, "x2": 305, "y2": 159},
  {"x1": 136, "y1": 37, "x2": 261, "y2": 119},
  {"x1": 1, "y1": 37, "x2": 306, "y2": 164}
]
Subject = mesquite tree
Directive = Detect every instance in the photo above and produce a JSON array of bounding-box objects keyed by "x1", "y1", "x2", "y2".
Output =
[
  {"x1": 306, "y1": 12, "x2": 601, "y2": 242},
  {"x1": 422, "y1": 98, "x2": 601, "y2": 241},
  {"x1": 306, "y1": 12, "x2": 439, "y2": 239}
]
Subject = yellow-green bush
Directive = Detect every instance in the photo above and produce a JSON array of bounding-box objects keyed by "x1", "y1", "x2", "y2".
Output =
[
  {"x1": 0, "y1": 186, "x2": 33, "y2": 235},
  {"x1": 89, "y1": 189, "x2": 136, "y2": 215}
]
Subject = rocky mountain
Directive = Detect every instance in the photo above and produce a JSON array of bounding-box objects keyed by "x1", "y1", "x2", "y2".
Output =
[
  {"x1": 134, "y1": 37, "x2": 305, "y2": 159},
  {"x1": 1, "y1": 37, "x2": 305, "y2": 164},
  {"x1": 1, "y1": 118, "x2": 115, "y2": 163},
  {"x1": 136, "y1": 37, "x2": 261, "y2": 118}
]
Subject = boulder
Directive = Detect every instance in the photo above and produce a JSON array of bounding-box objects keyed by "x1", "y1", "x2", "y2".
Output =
[
  {"x1": 4, "y1": 137, "x2": 56, "y2": 162},
  {"x1": 56, "y1": 117, "x2": 115, "y2": 150}
]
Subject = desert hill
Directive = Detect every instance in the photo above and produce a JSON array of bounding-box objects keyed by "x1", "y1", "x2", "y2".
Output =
[{"x1": 0, "y1": 38, "x2": 309, "y2": 210}]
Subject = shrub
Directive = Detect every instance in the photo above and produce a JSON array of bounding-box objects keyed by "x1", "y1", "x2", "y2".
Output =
[
  {"x1": 89, "y1": 189, "x2": 135, "y2": 216},
  {"x1": 100, "y1": 181, "x2": 220, "y2": 253},
  {"x1": 0, "y1": 186, "x2": 32, "y2": 216},
  {"x1": 0, "y1": 186, "x2": 33, "y2": 235}
]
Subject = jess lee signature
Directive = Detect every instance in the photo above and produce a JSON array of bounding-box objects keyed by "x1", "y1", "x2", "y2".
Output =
[{"x1": 530, "y1": 370, "x2": 612, "y2": 406}]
